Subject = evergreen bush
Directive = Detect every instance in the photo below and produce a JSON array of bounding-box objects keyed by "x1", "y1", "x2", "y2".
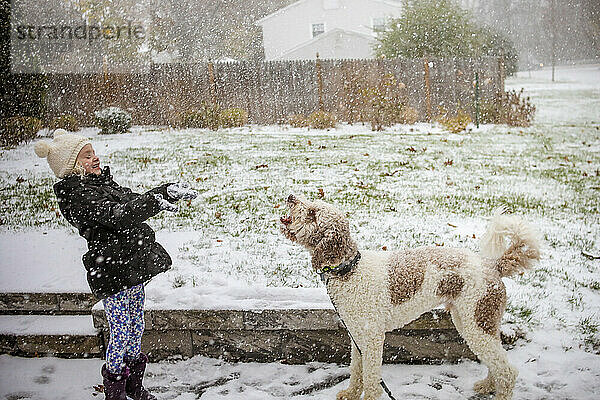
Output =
[
  {"x1": 178, "y1": 103, "x2": 221, "y2": 131},
  {"x1": 376, "y1": 0, "x2": 518, "y2": 75},
  {"x1": 0, "y1": 116, "x2": 43, "y2": 147},
  {"x1": 94, "y1": 107, "x2": 132, "y2": 135}
]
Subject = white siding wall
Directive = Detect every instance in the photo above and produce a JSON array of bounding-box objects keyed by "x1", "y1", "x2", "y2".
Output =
[
  {"x1": 260, "y1": 0, "x2": 402, "y2": 60},
  {"x1": 279, "y1": 31, "x2": 375, "y2": 60}
]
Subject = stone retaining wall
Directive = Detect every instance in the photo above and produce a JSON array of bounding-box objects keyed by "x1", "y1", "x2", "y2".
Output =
[
  {"x1": 0, "y1": 333, "x2": 102, "y2": 358},
  {"x1": 1, "y1": 292, "x2": 480, "y2": 363},
  {"x1": 0, "y1": 293, "x2": 96, "y2": 315},
  {"x1": 93, "y1": 308, "x2": 476, "y2": 364}
]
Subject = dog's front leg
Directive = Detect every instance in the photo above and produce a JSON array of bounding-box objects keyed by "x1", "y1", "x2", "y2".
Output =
[
  {"x1": 361, "y1": 331, "x2": 385, "y2": 400},
  {"x1": 336, "y1": 342, "x2": 363, "y2": 400}
]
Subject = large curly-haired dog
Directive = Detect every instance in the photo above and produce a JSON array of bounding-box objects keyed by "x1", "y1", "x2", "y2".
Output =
[{"x1": 280, "y1": 195, "x2": 540, "y2": 400}]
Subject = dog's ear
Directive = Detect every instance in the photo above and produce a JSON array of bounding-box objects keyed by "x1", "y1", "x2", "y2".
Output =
[{"x1": 311, "y1": 228, "x2": 352, "y2": 269}]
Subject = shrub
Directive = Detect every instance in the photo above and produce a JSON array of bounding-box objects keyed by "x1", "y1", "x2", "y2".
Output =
[
  {"x1": 178, "y1": 103, "x2": 221, "y2": 131},
  {"x1": 499, "y1": 89, "x2": 536, "y2": 127},
  {"x1": 359, "y1": 74, "x2": 410, "y2": 131},
  {"x1": 0, "y1": 116, "x2": 43, "y2": 147},
  {"x1": 0, "y1": 74, "x2": 47, "y2": 124},
  {"x1": 94, "y1": 107, "x2": 132, "y2": 135},
  {"x1": 479, "y1": 101, "x2": 501, "y2": 124},
  {"x1": 399, "y1": 106, "x2": 420, "y2": 124},
  {"x1": 288, "y1": 114, "x2": 310, "y2": 128},
  {"x1": 479, "y1": 89, "x2": 536, "y2": 127},
  {"x1": 48, "y1": 114, "x2": 79, "y2": 132},
  {"x1": 438, "y1": 108, "x2": 472, "y2": 133},
  {"x1": 341, "y1": 71, "x2": 367, "y2": 124},
  {"x1": 308, "y1": 111, "x2": 337, "y2": 129},
  {"x1": 220, "y1": 107, "x2": 248, "y2": 128},
  {"x1": 178, "y1": 110, "x2": 204, "y2": 129}
]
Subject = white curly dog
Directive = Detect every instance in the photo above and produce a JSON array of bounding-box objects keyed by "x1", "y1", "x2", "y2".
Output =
[{"x1": 280, "y1": 194, "x2": 540, "y2": 400}]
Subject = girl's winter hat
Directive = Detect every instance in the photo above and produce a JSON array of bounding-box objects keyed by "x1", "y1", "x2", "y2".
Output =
[{"x1": 34, "y1": 129, "x2": 91, "y2": 178}]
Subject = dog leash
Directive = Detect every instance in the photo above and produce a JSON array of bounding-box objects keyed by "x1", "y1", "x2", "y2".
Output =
[{"x1": 320, "y1": 269, "x2": 397, "y2": 400}]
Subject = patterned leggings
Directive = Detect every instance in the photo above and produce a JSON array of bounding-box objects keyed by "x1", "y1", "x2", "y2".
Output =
[{"x1": 103, "y1": 284, "x2": 145, "y2": 374}]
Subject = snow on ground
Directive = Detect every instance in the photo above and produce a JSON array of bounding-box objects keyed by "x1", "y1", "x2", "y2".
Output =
[
  {"x1": 1, "y1": 328, "x2": 600, "y2": 400},
  {"x1": 0, "y1": 229, "x2": 88, "y2": 292},
  {"x1": 0, "y1": 315, "x2": 96, "y2": 335},
  {"x1": 0, "y1": 228, "x2": 331, "y2": 309},
  {"x1": 0, "y1": 64, "x2": 599, "y2": 398}
]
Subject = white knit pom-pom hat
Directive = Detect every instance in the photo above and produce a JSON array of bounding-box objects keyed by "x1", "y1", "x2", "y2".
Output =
[{"x1": 34, "y1": 129, "x2": 91, "y2": 178}]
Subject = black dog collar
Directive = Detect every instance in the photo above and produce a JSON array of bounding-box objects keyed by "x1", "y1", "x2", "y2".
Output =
[{"x1": 318, "y1": 251, "x2": 361, "y2": 280}]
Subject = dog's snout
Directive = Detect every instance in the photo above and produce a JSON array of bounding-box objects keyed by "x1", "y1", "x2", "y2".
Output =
[{"x1": 287, "y1": 194, "x2": 296, "y2": 204}]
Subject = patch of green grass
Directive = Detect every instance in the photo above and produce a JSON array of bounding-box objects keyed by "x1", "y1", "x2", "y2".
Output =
[
  {"x1": 506, "y1": 304, "x2": 535, "y2": 324},
  {"x1": 578, "y1": 316, "x2": 598, "y2": 336},
  {"x1": 0, "y1": 177, "x2": 67, "y2": 227},
  {"x1": 586, "y1": 282, "x2": 600, "y2": 291},
  {"x1": 172, "y1": 275, "x2": 187, "y2": 288},
  {"x1": 567, "y1": 291, "x2": 585, "y2": 311},
  {"x1": 578, "y1": 316, "x2": 600, "y2": 354}
]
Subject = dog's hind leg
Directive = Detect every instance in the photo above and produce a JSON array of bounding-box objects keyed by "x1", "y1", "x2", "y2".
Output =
[
  {"x1": 360, "y1": 331, "x2": 385, "y2": 400},
  {"x1": 336, "y1": 342, "x2": 363, "y2": 400},
  {"x1": 450, "y1": 307, "x2": 495, "y2": 395},
  {"x1": 452, "y1": 308, "x2": 517, "y2": 400}
]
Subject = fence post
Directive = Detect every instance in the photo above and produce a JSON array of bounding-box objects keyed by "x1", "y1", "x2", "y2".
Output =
[
  {"x1": 423, "y1": 57, "x2": 432, "y2": 121},
  {"x1": 474, "y1": 71, "x2": 480, "y2": 128},
  {"x1": 101, "y1": 56, "x2": 109, "y2": 107},
  {"x1": 498, "y1": 56, "x2": 505, "y2": 93},
  {"x1": 208, "y1": 61, "x2": 216, "y2": 106},
  {"x1": 316, "y1": 53, "x2": 324, "y2": 112}
]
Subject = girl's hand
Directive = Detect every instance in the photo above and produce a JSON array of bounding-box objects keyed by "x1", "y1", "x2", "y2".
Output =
[{"x1": 153, "y1": 194, "x2": 178, "y2": 213}]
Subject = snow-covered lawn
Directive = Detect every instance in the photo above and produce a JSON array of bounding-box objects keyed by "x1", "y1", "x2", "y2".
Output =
[
  {"x1": 1, "y1": 330, "x2": 600, "y2": 400},
  {"x1": 0, "y1": 64, "x2": 599, "y2": 399}
]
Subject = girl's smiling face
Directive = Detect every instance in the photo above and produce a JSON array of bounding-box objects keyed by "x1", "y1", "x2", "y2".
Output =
[{"x1": 76, "y1": 144, "x2": 101, "y2": 175}]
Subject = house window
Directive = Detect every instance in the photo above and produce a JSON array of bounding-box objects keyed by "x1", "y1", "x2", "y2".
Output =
[
  {"x1": 372, "y1": 17, "x2": 388, "y2": 33},
  {"x1": 312, "y1": 23, "x2": 325, "y2": 38}
]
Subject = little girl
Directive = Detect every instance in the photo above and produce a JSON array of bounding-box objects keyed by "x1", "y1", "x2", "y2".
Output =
[{"x1": 35, "y1": 129, "x2": 196, "y2": 400}]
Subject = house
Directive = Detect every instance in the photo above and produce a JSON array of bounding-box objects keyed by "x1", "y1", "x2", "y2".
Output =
[{"x1": 256, "y1": 0, "x2": 403, "y2": 61}]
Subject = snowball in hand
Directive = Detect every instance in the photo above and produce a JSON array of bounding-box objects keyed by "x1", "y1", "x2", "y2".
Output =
[
  {"x1": 154, "y1": 193, "x2": 178, "y2": 212},
  {"x1": 167, "y1": 183, "x2": 198, "y2": 201}
]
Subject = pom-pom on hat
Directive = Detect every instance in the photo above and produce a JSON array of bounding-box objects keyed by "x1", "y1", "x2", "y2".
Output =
[{"x1": 34, "y1": 129, "x2": 91, "y2": 178}]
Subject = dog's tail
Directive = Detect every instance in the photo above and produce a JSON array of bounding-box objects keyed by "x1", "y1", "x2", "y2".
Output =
[{"x1": 480, "y1": 207, "x2": 541, "y2": 278}]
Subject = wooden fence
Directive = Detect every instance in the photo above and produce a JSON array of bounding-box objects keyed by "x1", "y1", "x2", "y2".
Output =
[{"x1": 44, "y1": 57, "x2": 504, "y2": 126}]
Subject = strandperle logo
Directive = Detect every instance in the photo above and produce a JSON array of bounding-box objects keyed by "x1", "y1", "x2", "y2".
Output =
[
  {"x1": 14, "y1": 21, "x2": 145, "y2": 44},
  {"x1": 10, "y1": 0, "x2": 149, "y2": 73},
  {"x1": 15, "y1": 21, "x2": 146, "y2": 43}
]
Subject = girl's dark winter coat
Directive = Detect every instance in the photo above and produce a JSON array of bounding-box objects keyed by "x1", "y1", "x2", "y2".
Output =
[{"x1": 54, "y1": 166, "x2": 172, "y2": 299}]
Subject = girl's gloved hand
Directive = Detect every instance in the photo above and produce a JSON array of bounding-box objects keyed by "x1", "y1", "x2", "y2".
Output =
[
  {"x1": 151, "y1": 183, "x2": 177, "y2": 203},
  {"x1": 153, "y1": 194, "x2": 178, "y2": 213},
  {"x1": 167, "y1": 182, "x2": 198, "y2": 201}
]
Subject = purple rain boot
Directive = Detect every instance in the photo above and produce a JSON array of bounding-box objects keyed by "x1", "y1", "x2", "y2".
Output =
[
  {"x1": 125, "y1": 353, "x2": 156, "y2": 400},
  {"x1": 101, "y1": 364, "x2": 129, "y2": 400}
]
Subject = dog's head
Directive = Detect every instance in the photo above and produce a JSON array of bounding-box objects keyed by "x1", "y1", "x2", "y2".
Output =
[{"x1": 280, "y1": 194, "x2": 357, "y2": 269}]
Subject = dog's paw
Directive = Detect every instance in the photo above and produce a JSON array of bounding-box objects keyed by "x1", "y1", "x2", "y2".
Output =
[
  {"x1": 336, "y1": 389, "x2": 361, "y2": 400},
  {"x1": 362, "y1": 386, "x2": 383, "y2": 400},
  {"x1": 473, "y1": 377, "x2": 495, "y2": 395}
]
